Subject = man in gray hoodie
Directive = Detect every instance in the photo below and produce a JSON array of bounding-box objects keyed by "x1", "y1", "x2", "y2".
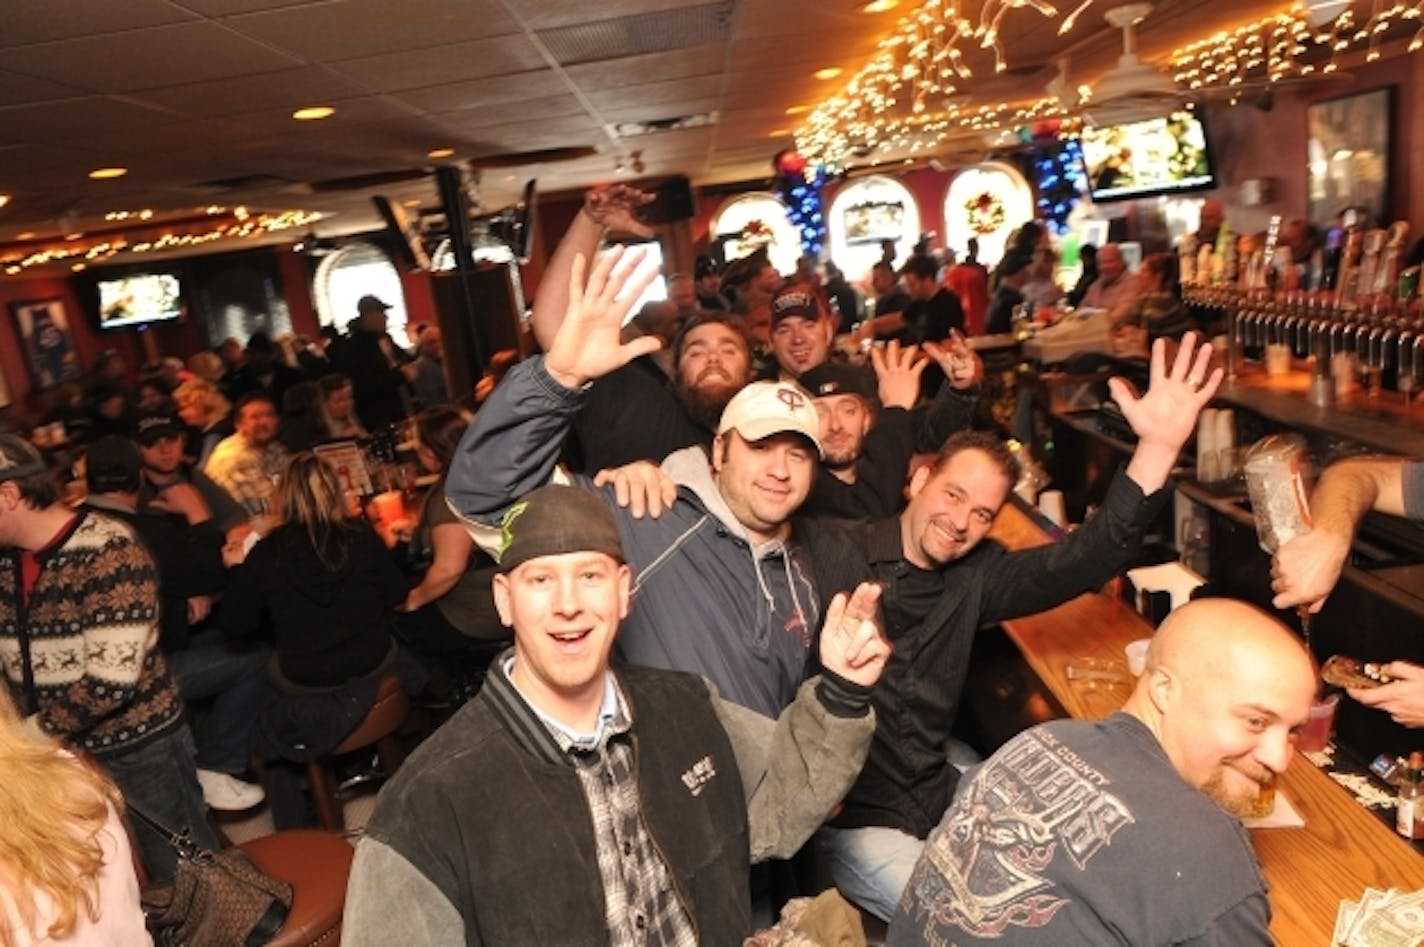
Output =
[{"x1": 446, "y1": 248, "x2": 836, "y2": 718}]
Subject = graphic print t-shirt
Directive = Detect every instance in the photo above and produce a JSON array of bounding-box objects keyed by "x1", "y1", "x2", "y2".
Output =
[{"x1": 888, "y1": 713, "x2": 1272, "y2": 947}]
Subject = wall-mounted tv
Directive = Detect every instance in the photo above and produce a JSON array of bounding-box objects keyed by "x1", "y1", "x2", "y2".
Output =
[
  {"x1": 95, "y1": 271, "x2": 184, "y2": 329},
  {"x1": 1080, "y1": 107, "x2": 1217, "y2": 203}
]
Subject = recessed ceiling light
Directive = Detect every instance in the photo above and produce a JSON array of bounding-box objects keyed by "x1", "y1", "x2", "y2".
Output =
[
  {"x1": 769, "y1": 128, "x2": 792, "y2": 137},
  {"x1": 88, "y1": 167, "x2": 127, "y2": 180},
  {"x1": 65, "y1": 232, "x2": 84, "y2": 240},
  {"x1": 814, "y1": 67, "x2": 843, "y2": 80},
  {"x1": 0, "y1": 194, "x2": 9, "y2": 208},
  {"x1": 71, "y1": 263, "x2": 86, "y2": 272},
  {"x1": 863, "y1": 0, "x2": 899, "y2": 12},
  {"x1": 292, "y1": 106, "x2": 335, "y2": 121},
  {"x1": 785, "y1": 105, "x2": 811, "y2": 115},
  {"x1": 427, "y1": 147, "x2": 455, "y2": 159},
  {"x1": 16, "y1": 231, "x2": 35, "y2": 240}
]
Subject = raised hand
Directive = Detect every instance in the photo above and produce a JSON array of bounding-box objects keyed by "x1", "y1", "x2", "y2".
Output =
[
  {"x1": 870, "y1": 340, "x2": 928, "y2": 410},
  {"x1": 543, "y1": 247, "x2": 660, "y2": 390},
  {"x1": 582, "y1": 184, "x2": 656, "y2": 238},
  {"x1": 924, "y1": 330, "x2": 983, "y2": 391},
  {"x1": 819, "y1": 582, "x2": 890, "y2": 689},
  {"x1": 1111, "y1": 332, "x2": 1222, "y2": 492},
  {"x1": 594, "y1": 460, "x2": 677, "y2": 519}
]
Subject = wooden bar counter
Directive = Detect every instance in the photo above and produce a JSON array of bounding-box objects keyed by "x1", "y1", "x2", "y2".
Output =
[{"x1": 987, "y1": 500, "x2": 1424, "y2": 945}]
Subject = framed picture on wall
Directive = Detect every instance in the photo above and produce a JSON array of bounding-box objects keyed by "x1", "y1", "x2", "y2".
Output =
[
  {"x1": 1307, "y1": 88, "x2": 1392, "y2": 230},
  {"x1": 9, "y1": 298, "x2": 82, "y2": 391}
]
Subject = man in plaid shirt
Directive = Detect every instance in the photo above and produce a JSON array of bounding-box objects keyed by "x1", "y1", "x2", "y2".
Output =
[
  {"x1": 201, "y1": 392, "x2": 288, "y2": 517},
  {"x1": 344, "y1": 483, "x2": 890, "y2": 945}
]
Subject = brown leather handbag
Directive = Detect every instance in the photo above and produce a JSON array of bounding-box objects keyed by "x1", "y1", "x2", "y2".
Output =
[{"x1": 130, "y1": 804, "x2": 293, "y2": 946}]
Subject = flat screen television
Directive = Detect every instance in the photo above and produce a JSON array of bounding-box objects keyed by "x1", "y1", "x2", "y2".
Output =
[
  {"x1": 95, "y1": 272, "x2": 184, "y2": 329},
  {"x1": 1080, "y1": 107, "x2": 1217, "y2": 203}
]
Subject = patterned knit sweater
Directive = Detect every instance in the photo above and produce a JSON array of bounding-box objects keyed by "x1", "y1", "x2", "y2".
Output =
[{"x1": 0, "y1": 510, "x2": 183, "y2": 756}]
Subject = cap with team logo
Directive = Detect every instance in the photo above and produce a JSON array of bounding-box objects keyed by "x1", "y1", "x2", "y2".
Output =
[
  {"x1": 716, "y1": 381, "x2": 823, "y2": 458},
  {"x1": 769, "y1": 288, "x2": 823, "y2": 326}
]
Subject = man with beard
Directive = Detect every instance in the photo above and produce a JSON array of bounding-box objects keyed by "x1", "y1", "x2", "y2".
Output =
[
  {"x1": 798, "y1": 338, "x2": 983, "y2": 519},
  {"x1": 889, "y1": 599, "x2": 1315, "y2": 946},
  {"x1": 448, "y1": 247, "x2": 831, "y2": 719},
  {"x1": 528, "y1": 185, "x2": 757, "y2": 473}
]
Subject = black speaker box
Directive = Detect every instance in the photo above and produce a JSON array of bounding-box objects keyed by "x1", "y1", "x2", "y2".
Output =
[{"x1": 642, "y1": 176, "x2": 695, "y2": 224}]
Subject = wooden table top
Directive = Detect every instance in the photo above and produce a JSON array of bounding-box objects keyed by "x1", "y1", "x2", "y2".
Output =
[{"x1": 987, "y1": 500, "x2": 1424, "y2": 945}]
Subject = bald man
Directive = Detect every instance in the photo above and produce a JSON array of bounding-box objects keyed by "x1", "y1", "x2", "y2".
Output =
[{"x1": 889, "y1": 599, "x2": 1316, "y2": 946}]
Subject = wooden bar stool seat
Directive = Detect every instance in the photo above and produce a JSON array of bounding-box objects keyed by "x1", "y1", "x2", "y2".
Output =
[
  {"x1": 238, "y1": 830, "x2": 353, "y2": 947},
  {"x1": 304, "y1": 674, "x2": 409, "y2": 832}
]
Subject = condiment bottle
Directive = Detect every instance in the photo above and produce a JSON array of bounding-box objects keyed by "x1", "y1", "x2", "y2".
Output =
[{"x1": 1396, "y1": 751, "x2": 1424, "y2": 839}]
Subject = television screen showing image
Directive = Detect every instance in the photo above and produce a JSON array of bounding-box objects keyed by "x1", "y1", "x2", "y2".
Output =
[
  {"x1": 1081, "y1": 108, "x2": 1216, "y2": 202},
  {"x1": 97, "y1": 273, "x2": 183, "y2": 329},
  {"x1": 841, "y1": 200, "x2": 906, "y2": 245}
]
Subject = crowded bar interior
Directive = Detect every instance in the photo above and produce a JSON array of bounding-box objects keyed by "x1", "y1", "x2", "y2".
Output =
[{"x1": 3, "y1": 0, "x2": 1424, "y2": 944}]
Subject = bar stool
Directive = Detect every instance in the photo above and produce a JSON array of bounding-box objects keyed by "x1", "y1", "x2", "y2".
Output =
[
  {"x1": 238, "y1": 830, "x2": 353, "y2": 947},
  {"x1": 305, "y1": 674, "x2": 410, "y2": 832}
]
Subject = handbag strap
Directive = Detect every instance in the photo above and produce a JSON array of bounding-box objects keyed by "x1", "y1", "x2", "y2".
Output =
[{"x1": 125, "y1": 800, "x2": 204, "y2": 860}]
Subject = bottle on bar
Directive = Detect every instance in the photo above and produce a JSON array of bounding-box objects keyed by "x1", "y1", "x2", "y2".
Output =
[{"x1": 1396, "y1": 751, "x2": 1424, "y2": 840}]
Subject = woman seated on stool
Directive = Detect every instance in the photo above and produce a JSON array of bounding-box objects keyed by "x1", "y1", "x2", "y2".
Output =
[
  {"x1": 395, "y1": 406, "x2": 509, "y2": 702},
  {"x1": 0, "y1": 690, "x2": 149, "y2": 947},
  {"x1": 220, "y1": 452, "x2": 425, "y2": 828}
]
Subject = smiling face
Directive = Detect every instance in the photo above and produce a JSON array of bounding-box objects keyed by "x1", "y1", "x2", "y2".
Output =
[
  {"x1": 494, "y1": 551, "x2": 630, "y2": 728},
  {"x1": 901, "y1": 448, "x2": 1012, "y2": 568},
  {"x1": 713, "y1": 430, "x2": 816, "y2": 543},
  {"x1": 814, "y1": 393, "x2": 872, "y2": 470},
  {"x1": 770, "y1": 315, "x2": 833, "y2": 376},
  {"x1": 1144, "y1": 601, "x2": 1316, "y2": 818}
]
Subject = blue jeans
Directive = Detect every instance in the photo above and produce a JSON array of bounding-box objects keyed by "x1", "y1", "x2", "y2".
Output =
[
  {"x1": 821, "y1": 739, "x2": 983, "y2": 922},
  {"x1": 819, "y1": 825, "x2": 924, "y2": 922},
  {"x1": 166, "y1": 630, "x2": 270, "y2": 774},
  {"x1": 97, "y1": 725, "x2": 219, "y2": 884}
]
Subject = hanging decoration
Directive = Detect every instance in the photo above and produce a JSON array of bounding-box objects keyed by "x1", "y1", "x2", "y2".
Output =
[
  {"x1": 1031, "y1": 136, "x2": 1085, "y2": 236},
  {"x1": 772, "y1": 152, "x2": 827, "y2": 259},
  {"x1": 965, "y1": 192, "x2": 1007, "y2": 236}
]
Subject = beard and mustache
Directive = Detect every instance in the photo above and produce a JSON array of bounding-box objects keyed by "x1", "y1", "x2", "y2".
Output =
[{"x1": 674, "y1": 368, "x2": 745, "y2": 431}]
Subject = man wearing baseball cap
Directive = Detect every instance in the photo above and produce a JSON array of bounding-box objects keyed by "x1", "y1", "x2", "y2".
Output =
[
  {"x1": 767, "y1": 285, "x2": 837, "y2": 379},
  {"x1": 448, "y1": 247, "x2": 849, "y2": 719},
  {"x1": 334, "y1": 293, "x2": 416, "y2": 428},
  {"x1": 346, "y1": 483, "x2": 890, "y2": 945},
  {"x1": 134, "y1": 406, "x2": 250, "y2": 537}
]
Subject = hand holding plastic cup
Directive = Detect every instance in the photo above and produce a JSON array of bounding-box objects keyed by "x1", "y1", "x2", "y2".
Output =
[{"x1": 1296, "y1": 691, "x2": 1340, "y2": 752}]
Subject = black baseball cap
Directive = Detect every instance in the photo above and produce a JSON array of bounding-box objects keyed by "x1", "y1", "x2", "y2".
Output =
[{"x1": 134, "y1": 408, "x2": 185, "y2": 445}]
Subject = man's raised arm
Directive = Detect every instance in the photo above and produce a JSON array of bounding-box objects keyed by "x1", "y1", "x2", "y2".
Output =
[
  {"x1": 528, "y1": 185, "x2": 654, "y2": 350},
  {"x1": 446, "y1": 247, "x2": 659, "y2": 541}
]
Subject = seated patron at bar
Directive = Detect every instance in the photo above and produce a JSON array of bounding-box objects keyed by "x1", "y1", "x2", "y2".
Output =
[
  {"x1": 342, "y1": 484, "x2": 890, "y2": 946},
  {"x1": 202, "y1": 392, "x2": 289, "y2": 519},
  {"x1": 889, "y1": 599, "x2": 1316, "y2": 946},
  {"x1": 1273, "y1": 454, "x2": 1424, "y2": 728},
  {"x1": 1080, "y1": 243, "x2": 1143, "y2": 325}
]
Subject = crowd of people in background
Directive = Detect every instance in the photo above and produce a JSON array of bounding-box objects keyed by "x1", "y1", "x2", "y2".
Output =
[{"x1": 0, "y1": 182, "x2": 1392, "y2": 946}]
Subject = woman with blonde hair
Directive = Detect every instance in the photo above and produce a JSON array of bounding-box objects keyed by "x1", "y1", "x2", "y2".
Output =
[
  {"x1": 172, "y1": 378, "x2": 234, "y2": 467},
  {"x1": 0, "y1": 691, "x2": 150, "y2": 946}
]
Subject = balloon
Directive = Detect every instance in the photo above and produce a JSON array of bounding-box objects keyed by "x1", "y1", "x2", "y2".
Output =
[{"x1": 774, "y1": 149, "x2": 807, "y2": 177}]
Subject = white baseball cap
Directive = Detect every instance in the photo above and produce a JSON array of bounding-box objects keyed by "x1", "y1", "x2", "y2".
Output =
[{"x1": 716, "y1": 381, "x2": 823, "y2": 458}]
